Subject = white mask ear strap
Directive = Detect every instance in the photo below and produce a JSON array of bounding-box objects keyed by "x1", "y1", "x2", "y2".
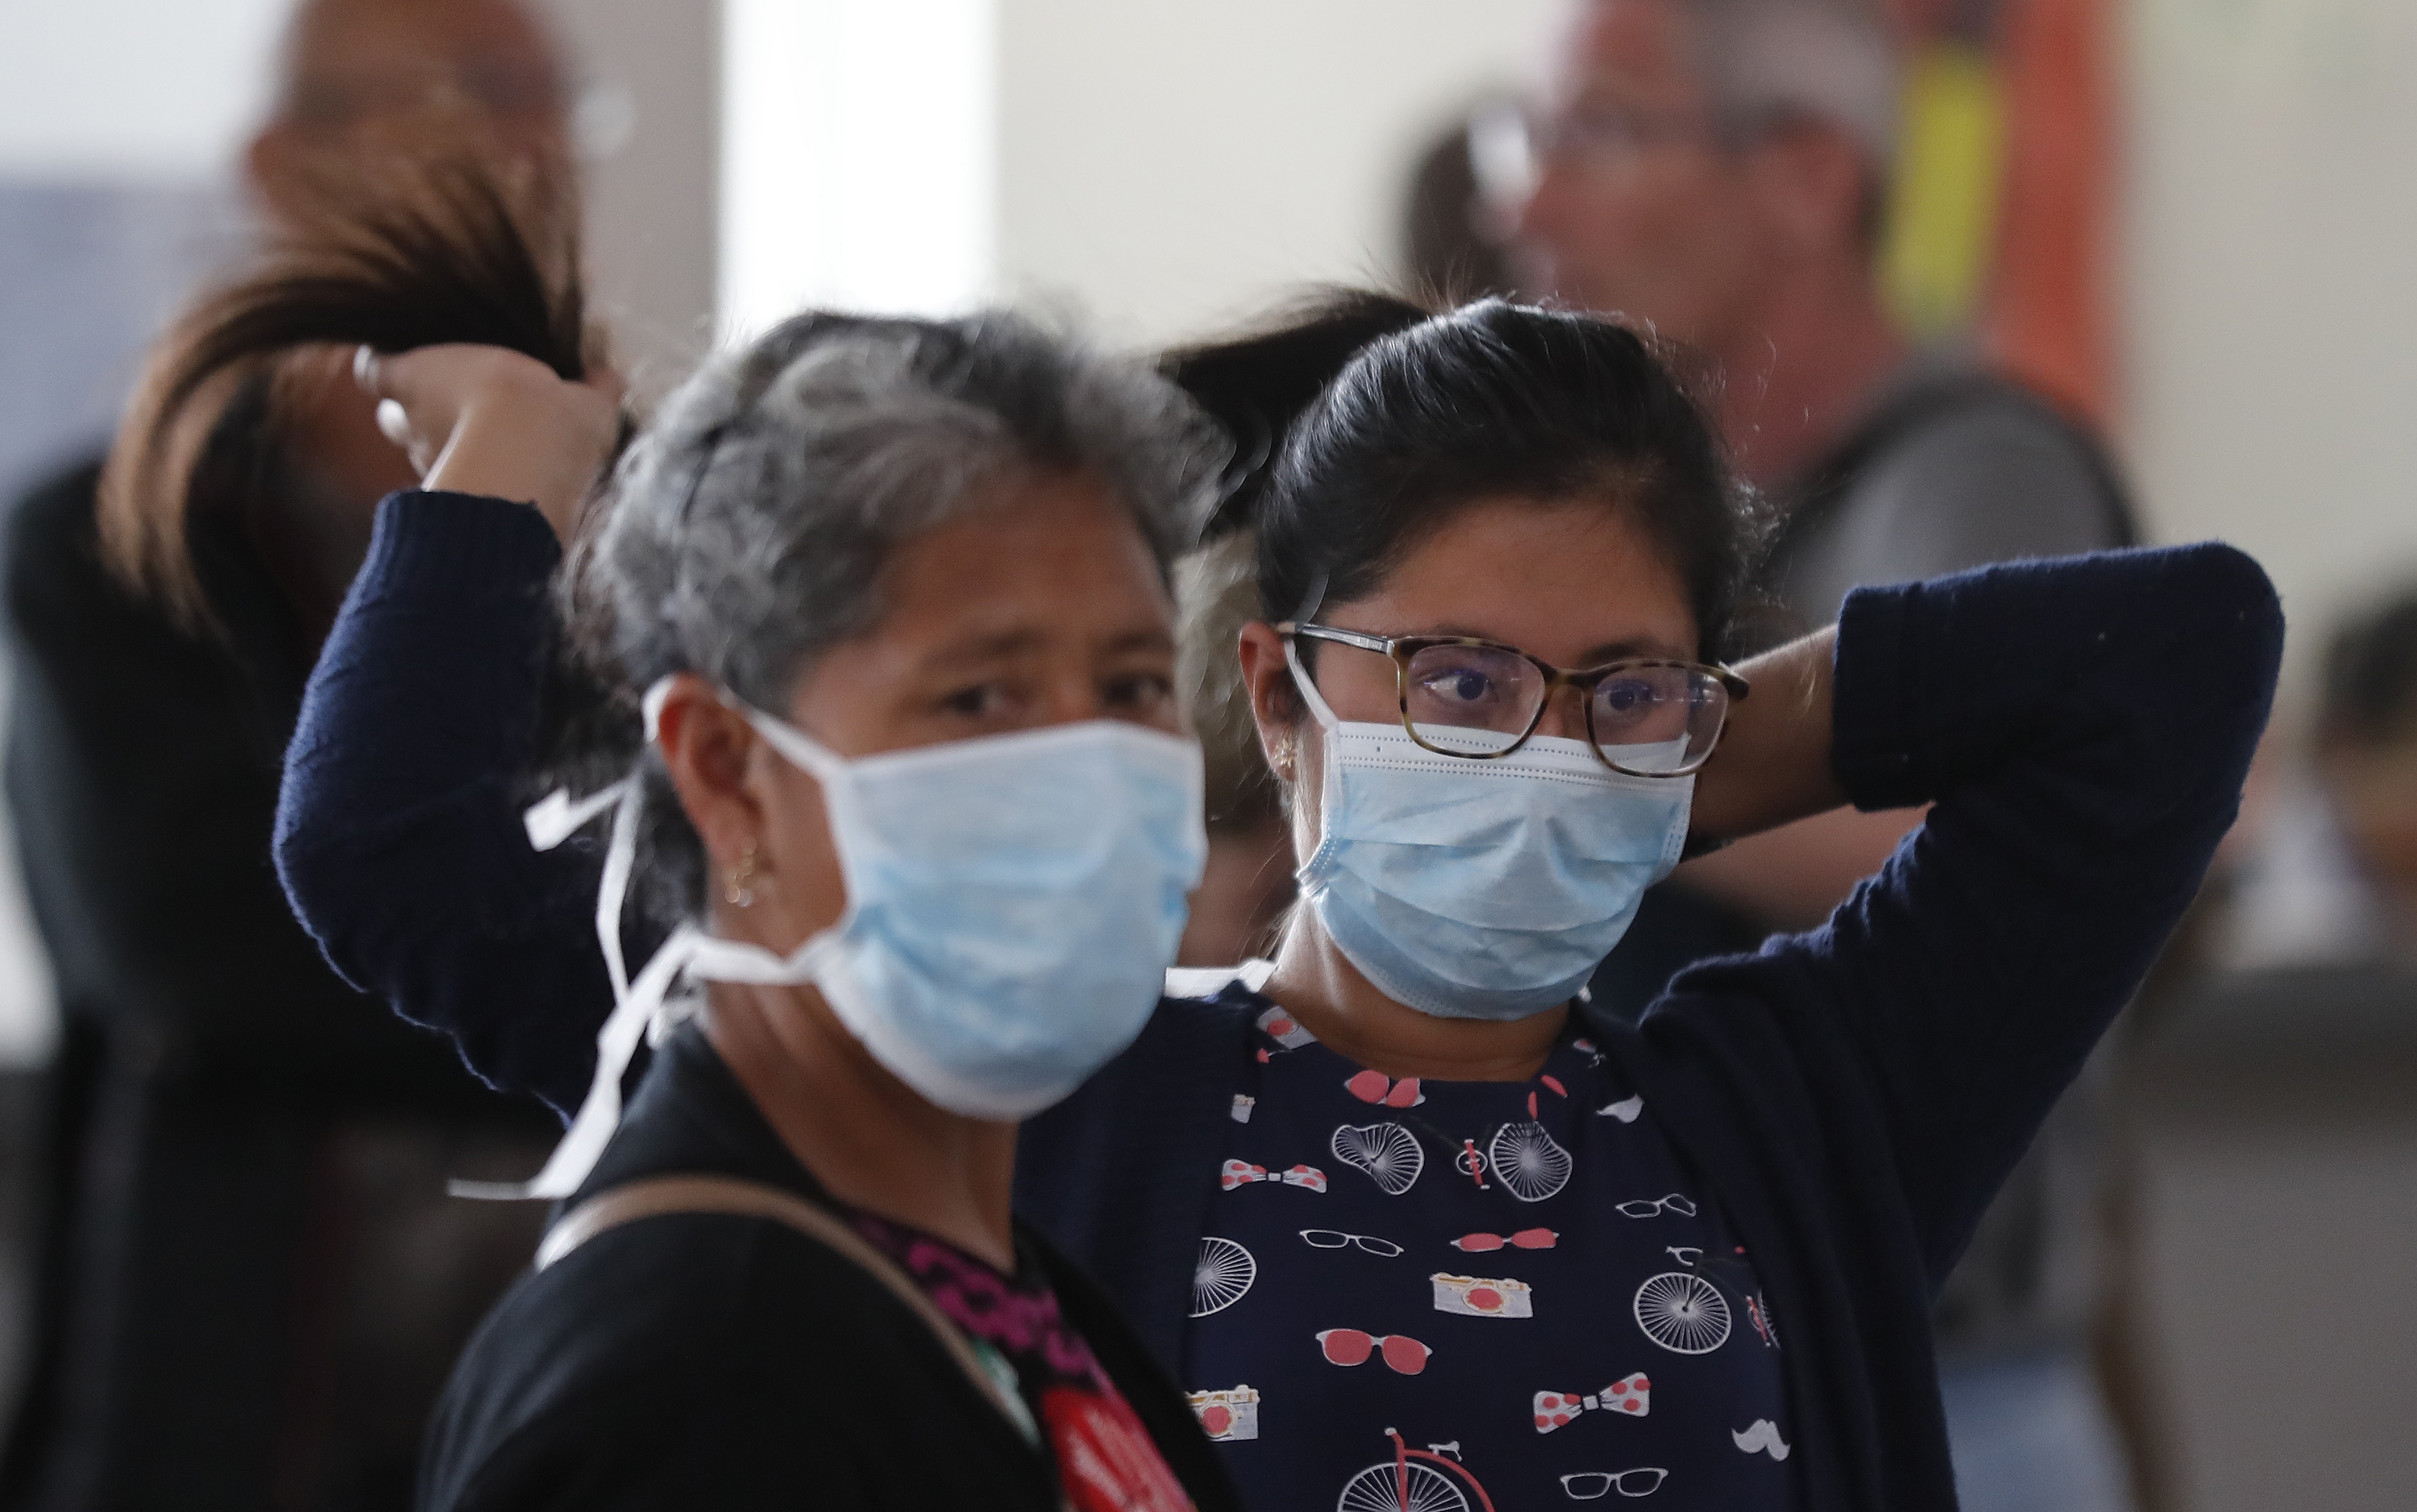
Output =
[
  {"x1": 1283, "y1": 636, "x2": 1344, "y2": 732},
  {"x1": 594, "y1": 777, "x2": 643, "y2": 1004},
  {"x1": 739, "y1": 704, "x2": 849, "y2": 781}
]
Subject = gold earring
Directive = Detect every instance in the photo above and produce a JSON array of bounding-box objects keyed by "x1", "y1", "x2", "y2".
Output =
[{"x1": 725, "y1": 838, "x2": 758, "y2": 908}]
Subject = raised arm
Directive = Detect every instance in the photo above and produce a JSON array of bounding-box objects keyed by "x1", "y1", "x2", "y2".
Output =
[
  {"x1": 274, "y1": 491, "x2": 611, "y2": 1113},
  {"x1": 1665, "y1": 543, "x2": 2282, "y2": 1283},
  {"x1": 274, "y1": 346, "x2": 625, "y2": 1114}
]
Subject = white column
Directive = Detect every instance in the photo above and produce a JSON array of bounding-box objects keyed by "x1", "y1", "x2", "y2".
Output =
[{"x1": 719, "y1": 0, "x2": 999, "y2": 336}]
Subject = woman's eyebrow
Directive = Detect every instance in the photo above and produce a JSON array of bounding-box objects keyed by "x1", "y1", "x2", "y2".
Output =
[
  {"x1": 909, "y1": 623, "x2": 1176, "y2": 671},
  {"x1": 1574, "y1": 636, "x2": 1694, "y2": 665},
  {"x1": 914, "y1": 627, "x2": 1047, "y2": 668},
  {"x1": 1402, "y1": 624, "x2": 1695, "y2": 664},
  {"x1": 1098, "y1": 627, "x2": 1177, "y2": 655}
]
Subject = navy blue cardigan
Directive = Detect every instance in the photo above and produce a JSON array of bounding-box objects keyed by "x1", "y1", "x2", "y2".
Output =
[{"x1": 274, "y1": 493, "x2": 2281, "y2": 1512}]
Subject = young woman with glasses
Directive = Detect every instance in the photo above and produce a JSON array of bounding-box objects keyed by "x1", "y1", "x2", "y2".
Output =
[{"x1": 278, "y1": 294, "x2": 2280, "y2": 1511}]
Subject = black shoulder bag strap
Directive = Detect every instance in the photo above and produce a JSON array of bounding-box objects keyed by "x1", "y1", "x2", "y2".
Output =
[
  {"x1": 1768, "y1": 370, "x2": 2140, "y2": 580},
  {"x1": 537, "y1": 1174, "x2": 1039, "y2": 1446}
]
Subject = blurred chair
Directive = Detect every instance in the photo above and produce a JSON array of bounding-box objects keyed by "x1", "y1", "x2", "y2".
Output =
[
  {"x1": 2117, "y1": 963, "x2": 2417, "y2": 1512},
  {"x1": 2220, "y1": 588, "x2": 2417, "y2": 974}
]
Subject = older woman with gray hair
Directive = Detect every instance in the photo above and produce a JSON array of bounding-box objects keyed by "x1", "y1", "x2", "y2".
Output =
[{"x1": 342, "y1": 314, "x2": 1240, "y2": 1511}]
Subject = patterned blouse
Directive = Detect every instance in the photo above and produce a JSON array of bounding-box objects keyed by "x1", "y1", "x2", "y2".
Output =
[{"x1": 1178, "y1": 979, "x2": 1798, "y2": 1510}]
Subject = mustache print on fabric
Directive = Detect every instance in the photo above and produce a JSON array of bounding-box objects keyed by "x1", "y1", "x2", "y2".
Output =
[{"x1": 1732, "y1": 1419, "x2": 1791, "y2": 1459}]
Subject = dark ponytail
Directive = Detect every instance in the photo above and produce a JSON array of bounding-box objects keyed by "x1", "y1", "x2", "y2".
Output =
[
  {"x1": 1253, "y1": 298, "x2": 1760, "y2": 657},
  {"x1": 1161, "y1": 289, "x2": 1433, "y2": 541}
]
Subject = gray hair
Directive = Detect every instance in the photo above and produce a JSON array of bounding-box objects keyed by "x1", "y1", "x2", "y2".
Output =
[
  {"x1": 557, "y1": 310, "x2": 1229, "y2": 926},
  {"x1": 1681, "y1": 0, "x2": 1902, "y2": 173}
]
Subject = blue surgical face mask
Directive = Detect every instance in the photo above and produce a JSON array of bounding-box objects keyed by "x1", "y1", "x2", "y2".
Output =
[
  {"x1": 1286, "y1": 641, "x2": 1693, "y2": 1023},
  {"x1": 464, "y1": 689, "x2": 1207, "y2": 1201}
]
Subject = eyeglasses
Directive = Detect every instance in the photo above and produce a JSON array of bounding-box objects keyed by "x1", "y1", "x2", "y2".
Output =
[
  {"x1": 1280, "y1": 624, "x2": 1747, "y2": 777},
  {"x1": 1451, "y1": 1227, "x2": 1558, "y2": 1253},
  {"x1": 1615, "y1": 1193, "x2": 1698, "y2": 1219},
  {"x1": 1317, "y1": 1329, "x2": 1430, "y2": 1375},
  {"x1": 1560, "y1": 1468, "x2": 1670, "y2": 1499},
  {"x1": 1301, "y1": 1229, "x2": 1405, "y2": 1258}
]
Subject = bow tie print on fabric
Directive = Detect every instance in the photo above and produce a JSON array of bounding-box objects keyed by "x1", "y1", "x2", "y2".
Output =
[
  {"x1": 1221, "y1": 1159, "x2": 1328, "y2": 1193},
  {"x1": 1534, "y1": 1373, "x2": 1651, "y2": 1432}
]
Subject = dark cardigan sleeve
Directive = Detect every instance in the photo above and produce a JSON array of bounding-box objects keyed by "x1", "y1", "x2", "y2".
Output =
[
  {"x1": 1685, "y1": 542, "x2": 2281, "y2": 1285},
  {"x1": 274, "y1": 491, "x2": 611, "y2": 1115}
]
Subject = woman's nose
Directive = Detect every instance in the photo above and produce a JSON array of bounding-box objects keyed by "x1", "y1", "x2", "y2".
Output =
[{"x1": 1535, "y1": 684, "x2": 1590, "y2": 743}]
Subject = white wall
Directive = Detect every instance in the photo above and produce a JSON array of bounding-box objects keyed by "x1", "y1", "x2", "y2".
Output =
[
  {"x1": 713, "y1": 0, "x2": 1559, "y2": 346},
  {"x1": 0, "y1": 0, "x2": 289, "y2": 178},
  {"x1": 719, "y1": 0, "x2": 994, "y2": 337},
  {"x1": 995, "y1": 0, "x2": 1563, "y2": 348},
  {"x1": 549, "y1": 0, "x2": 721, "y2": 390},
  {"x1": 2123, "y1": 0, "x2": 2417, "y2": 688}
]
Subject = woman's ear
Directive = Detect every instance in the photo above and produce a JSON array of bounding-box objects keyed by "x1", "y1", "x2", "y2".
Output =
[
  {"x1": 1235, "y1": 622, "x2": 1302, "y2": 783},
  {"x1": 652, "y1": 673, "x2": 764, "y2": 876}
]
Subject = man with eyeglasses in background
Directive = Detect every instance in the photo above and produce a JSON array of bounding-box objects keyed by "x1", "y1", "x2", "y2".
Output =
[
  {"x1": 1503, "y1": 4, "x2": 2139, "y2": 1512},
  {"x1": 1, "y1": 4, "x2": 579, "y2": 1508}
]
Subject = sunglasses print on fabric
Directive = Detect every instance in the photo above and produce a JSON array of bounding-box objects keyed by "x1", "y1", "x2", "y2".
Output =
[
  {"x1": 1451, "y1": 1226, "x2": 1559, "y2": 1252},
  {"x1": 1614, "y1": 1193, "x2": 1697, "y2": 1219},
  {"x1": 1560, "y1": 1468, "x2": 1668, "y2": 1499},
  {"x1": 1316, "y1": 1329, "x2": 1430, "y2": 1375},
  {"x1": 1300, "y1": 1229, "x2": 1405, "y2": 1257}
]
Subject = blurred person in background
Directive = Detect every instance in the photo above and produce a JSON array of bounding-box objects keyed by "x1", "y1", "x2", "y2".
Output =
[
  {"x1": 2220, "y1": 589, "x2": 2417, "y2": 972},
  {"x1": 0, "y1": 2, "x2": 576, "y2": 1507},
  {"x1": 1171, "y1": 532, "x2": 1296, "y2": 966},
  {"x1": 1508, "y1": 2, "x2": 2140, "y2": 1510},
  {"x1": 1400, "y1": 107, "x2": 1521, "y2": 307}
]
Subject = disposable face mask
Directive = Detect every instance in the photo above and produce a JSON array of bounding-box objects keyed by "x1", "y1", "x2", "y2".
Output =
[
  {"x1": 1286, "y1": 641, "x2": 1693, "y2": 1023},
  {"x1": 459, "y1": 684, "x2": 1206, "y2": 1200}
]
